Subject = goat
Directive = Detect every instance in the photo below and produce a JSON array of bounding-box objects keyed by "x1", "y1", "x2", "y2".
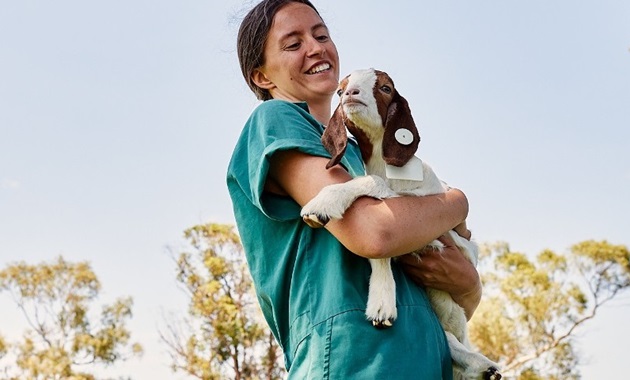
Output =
[{"x1": 300, "y1": 68, "x2": 501, "y2": 380}]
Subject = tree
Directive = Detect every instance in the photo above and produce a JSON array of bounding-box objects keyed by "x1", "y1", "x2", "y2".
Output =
[
  {"x1": 469, "y1": 240, "x2": 630, "y2": 379},
  {"x1": 0, "y1": 256, "x2": 143, "y2": 380},
  {"x1": 160, "y1": 222, "x2": 629, "y2": 379},
  {"x1": 0, "y1": 334, "x2": 7, "y2": 360},
  {"x1": 161, "y1": 223, "x2": 284, "y2": 380}
]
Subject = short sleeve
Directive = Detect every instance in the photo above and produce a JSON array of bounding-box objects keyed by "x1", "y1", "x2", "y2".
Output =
[{"x1": 227, "y1": 100, "x2": 363, "y2": 221}]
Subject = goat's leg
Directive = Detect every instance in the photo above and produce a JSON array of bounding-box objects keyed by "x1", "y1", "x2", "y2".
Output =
[
  {"x1": 365, "y1": 257, "x2": 397, "y2": 328},
  {"x1": 445, "y1": 331, "x2": 501, "y2": 380},
  {"x1": 301, "y1": 175, "x2": 397, "y2": 228}
]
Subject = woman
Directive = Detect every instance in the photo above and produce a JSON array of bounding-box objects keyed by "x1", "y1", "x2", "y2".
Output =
[{"x1": 227, "y1": 1, "x2": 481, "y2": 378}]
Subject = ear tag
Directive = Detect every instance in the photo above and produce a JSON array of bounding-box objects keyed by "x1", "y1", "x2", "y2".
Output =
[
  {"x1": 394, "y1": 128, "x2": 414, "y2": 145},
  {"x1": 385, "y1": 156, "x2": 424, "y2": 181}
]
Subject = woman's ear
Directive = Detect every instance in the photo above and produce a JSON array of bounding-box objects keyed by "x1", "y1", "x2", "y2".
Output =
[{"x1": 251, "y1": 68, "x2": 275, "y2": 90}]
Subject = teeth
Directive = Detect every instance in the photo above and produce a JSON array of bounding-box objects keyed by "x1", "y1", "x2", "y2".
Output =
[{"x1": 308, "y1": 63, "x2": 330, "y2": 74}]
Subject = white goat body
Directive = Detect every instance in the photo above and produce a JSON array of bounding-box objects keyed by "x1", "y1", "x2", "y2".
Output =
[{"x1": 300, "y1": 69, "x2": 501, "y2": 380}]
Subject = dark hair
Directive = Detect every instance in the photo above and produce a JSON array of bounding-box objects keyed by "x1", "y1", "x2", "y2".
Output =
[{"x1": 237, "y1": 0, "x2": 321, "y2": 101}]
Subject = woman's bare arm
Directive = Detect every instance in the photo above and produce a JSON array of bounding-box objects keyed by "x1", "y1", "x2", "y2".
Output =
[
  {"x1": 269, "y1": 149, "x2": 480, "y2": 316},
  {"x1": 268, "y1": 150, "x2": 468, "y2": 258}
]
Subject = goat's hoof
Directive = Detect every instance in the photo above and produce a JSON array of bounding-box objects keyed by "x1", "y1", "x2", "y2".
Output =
[
  {"x1": 371, "y1": 318, "x2": 394, "y2": 329},
  {"x1": 483, "y1": 367, "x2": 501, "y2": 380},
  {"x1": 302, "y1": 214, "x2": 329, "y2": 228}
]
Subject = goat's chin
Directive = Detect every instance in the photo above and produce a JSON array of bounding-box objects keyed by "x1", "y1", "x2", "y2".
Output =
[
  {"x1": 345, "y1": 111, "x2": 382, "y2": 131},
  {"x1": 343, "y1": 103, "x2": 366, "y2": 114},
  {"x1": 344, "y1": 105, "x2": 367, "y2": 118}
]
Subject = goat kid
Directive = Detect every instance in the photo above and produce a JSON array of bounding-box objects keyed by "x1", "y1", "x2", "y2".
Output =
[{"x1": 300, "y1": 69, "x2": 501, "y2": 380}]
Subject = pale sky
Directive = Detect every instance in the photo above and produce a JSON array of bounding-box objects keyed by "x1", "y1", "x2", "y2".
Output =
[{"x1": 1, "y1": 1, "x2": 629, "y2": 379}]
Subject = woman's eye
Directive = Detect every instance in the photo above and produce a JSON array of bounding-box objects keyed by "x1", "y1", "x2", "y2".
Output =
[
  {"x1": 286, "y1": 42, "x2": 300, "y2": 50},
  {"x1": 316, "y1": 35, "x2": 329, "y2": 42},
  {"x1": 380, "y1": 85, "x2": 392, "y2": 94}
]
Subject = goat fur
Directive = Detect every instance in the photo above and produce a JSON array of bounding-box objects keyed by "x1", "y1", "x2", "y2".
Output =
[{"x1": 301, "y1": 68, "x2": 501, "y2": 380}]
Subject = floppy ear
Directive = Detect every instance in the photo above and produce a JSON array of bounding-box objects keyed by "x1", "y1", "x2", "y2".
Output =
[
  {"x1": 322, "y1": 104, "x2": 348, "y2": 169},
  {"x1": 382, "y1": 92, "x2": 420, "y2": 167}
]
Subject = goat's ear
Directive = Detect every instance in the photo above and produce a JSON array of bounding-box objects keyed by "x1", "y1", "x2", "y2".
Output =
[
  {"x1": 322, "y1": 104, "x2": 348, "y2": 169},
  {"x1": 382, "y1": 92, "x2": 420, "y2": 167}
]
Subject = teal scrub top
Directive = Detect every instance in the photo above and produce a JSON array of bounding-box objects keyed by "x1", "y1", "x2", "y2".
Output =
[{"x1": 226, "y1": 99, "x2": 452, "y2": 379}]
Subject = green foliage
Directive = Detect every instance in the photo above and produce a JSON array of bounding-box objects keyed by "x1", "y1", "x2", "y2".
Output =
[
  {"x1": 161, "y1": 223, "x2": 284, "y2": 380},
  {"x1": 470, "y1": 240, "x2": 630, "y2": 379},
  {"x1": 0, "y1": 256, "x2": 142, "y2": 379},
  {"x1": 162, "y1": 225, "x2": 629, "y2": 379}
]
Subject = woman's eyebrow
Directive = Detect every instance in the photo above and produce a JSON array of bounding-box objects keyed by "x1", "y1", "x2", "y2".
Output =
[
  {"x1": 280, "y1": 22, "x2": 328, "y2": 41},
  {"x1": 312, "y1": 23, "x2": 328, "y2": 33}
]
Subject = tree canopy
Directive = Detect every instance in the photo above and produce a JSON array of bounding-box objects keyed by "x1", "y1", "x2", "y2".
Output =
[
  {"x1": 0, "y1": 256, "x2": 142, "y2": 380},
  {"x1": 2, "y1": 226, "x2": 627, "y2": 380},
  {"x1": 469, "y1": 240, "x2": 630, "y2": 379},
  {"x1": 160, "y1": 223, "x2": 284, "y2": 380}
]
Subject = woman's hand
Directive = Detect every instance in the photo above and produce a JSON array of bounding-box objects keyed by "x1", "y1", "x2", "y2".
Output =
[
  {"x1": 453, "y1": 220, "x2": 472, "y2": 241},
  {"x1": 397, "y1": 232, "x2": 482, "y2": 320}
]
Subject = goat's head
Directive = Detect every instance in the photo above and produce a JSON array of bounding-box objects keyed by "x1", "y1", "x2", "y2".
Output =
[{"x1": 322, "y1": 68, "x2": 420, "y2": 169}]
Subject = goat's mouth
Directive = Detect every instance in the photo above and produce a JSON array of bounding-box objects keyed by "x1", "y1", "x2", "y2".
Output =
[
  {"x1": 343, "y1": 99, "x2": 366, "y2": 107},
  {"x1": 306, "y1": 62, "x2": 331, "y2": 75}
]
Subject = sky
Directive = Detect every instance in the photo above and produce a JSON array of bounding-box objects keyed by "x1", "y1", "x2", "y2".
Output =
[{"x1": 1, "y1": 0, "x2": 629, "y2": 378}]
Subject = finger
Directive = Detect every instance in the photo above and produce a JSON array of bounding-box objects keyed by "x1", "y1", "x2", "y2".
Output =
[
  {"x1": 437, "y1": 233, "x2": 456, "y2": 247},
  {"x1": 398, "y1": 253, "x2": 422, "y2": 267}
]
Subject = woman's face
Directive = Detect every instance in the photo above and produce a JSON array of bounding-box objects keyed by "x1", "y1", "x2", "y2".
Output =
[{"x1": 253, "y1": 2, "x2": 340, "y2": 103}]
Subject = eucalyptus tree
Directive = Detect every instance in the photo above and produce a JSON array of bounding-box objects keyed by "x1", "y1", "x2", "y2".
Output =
[
  {"x1": 469, "y1": 240, "x2": 630, "y2": 379},
  {"x1": 161, "y1": 223, "x2": 283, "y2": 380},
  {"x1": 0, "y1": 256, "x2": 142, "y2": 379}
]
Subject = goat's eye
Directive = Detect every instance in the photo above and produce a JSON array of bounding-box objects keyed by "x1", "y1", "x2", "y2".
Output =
[
  {"x1": 380, "y1": 85, "x2": 392, "y2": 94},
  {"x1": 336, "y1": 88, "x2": 343, "y2": 96}
]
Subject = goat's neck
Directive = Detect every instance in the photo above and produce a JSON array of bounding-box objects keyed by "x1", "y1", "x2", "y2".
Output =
[
  {"x1": 347, "y1": 122, "x2": 387, "y2": 178},
  {"x1": 364, "y1": 140, "x2": 387, "y2": 179}
]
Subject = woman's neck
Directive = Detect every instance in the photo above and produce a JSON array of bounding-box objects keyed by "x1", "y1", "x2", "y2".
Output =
[
  {"x1": 307, "y1": 97, "x2": 333, "y2": 125},
  {"x1": 270, "y1": 93, "x2": 333, "y2": 125}
]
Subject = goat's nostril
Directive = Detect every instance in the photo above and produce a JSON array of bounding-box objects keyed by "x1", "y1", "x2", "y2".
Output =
[{"x1": 346, "y1": 88, "x2": 360, "y2": 96}]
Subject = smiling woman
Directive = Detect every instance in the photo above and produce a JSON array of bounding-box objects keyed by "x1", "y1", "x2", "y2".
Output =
[
  {"x1": 227, "y1": 0, "x2": 481, "y2": 379},
  {"x1": 239, "y1": 1, "x2": 339, "y2": 123},
  {"x1": 250, "y1": 2, "x2": 339, "y2": 122}
]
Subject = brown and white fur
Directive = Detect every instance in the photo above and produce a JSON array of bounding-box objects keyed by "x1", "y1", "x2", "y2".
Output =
[{"x1": 300, "y1": 69, "x2": 501, "y2": 380}]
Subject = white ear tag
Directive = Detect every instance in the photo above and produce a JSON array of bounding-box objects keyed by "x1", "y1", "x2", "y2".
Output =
[
  {"x1": 385, "y1": 156, "x2": 424, "y2": 181},
  {"x1": 394, "y1": 128, "x2": 414, "y2": 145}
]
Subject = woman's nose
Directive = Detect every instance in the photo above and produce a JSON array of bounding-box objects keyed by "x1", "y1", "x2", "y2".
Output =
[{"x1": 306, "y1": 37, "x2": 325, "y2": 56}]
